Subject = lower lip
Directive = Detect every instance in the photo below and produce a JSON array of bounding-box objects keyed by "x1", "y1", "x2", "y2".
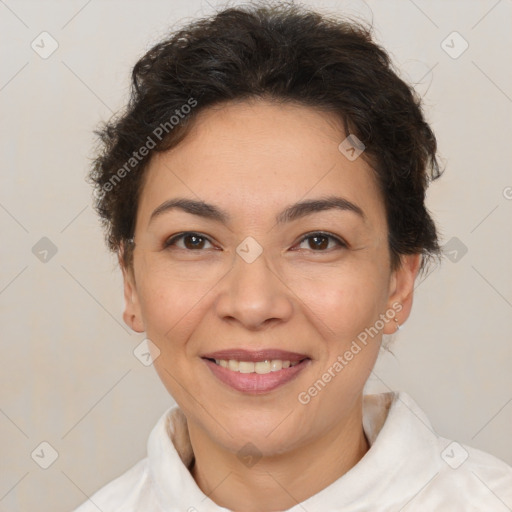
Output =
[{"x1": 203, "y1": 358, "x2": 310, "y2": 394}]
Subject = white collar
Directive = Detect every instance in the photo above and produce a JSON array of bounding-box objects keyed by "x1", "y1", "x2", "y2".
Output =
[{"x1": 146, "y1": 391, "x2": 442, "y2": 511}]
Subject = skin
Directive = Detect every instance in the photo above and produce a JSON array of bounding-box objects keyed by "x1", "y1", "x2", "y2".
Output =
[{"x1": 120, "y1": 98, "x2": 421, "y2": 511}]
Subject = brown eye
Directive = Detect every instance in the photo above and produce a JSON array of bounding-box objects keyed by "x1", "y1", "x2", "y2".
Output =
[
  {"x1": 308, "y1": 235, "x2": 329, "y2": 250},
  {"x1": 295, "y1": 232, "x2": 347, "y2": 251},
  {"x1": 164, "y1": 232, "x2": 214, "y2": 250}
]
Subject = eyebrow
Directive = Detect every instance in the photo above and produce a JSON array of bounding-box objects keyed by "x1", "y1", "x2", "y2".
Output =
[{"x1": 148, "y1": 195, "x2": 366, "y2": 226}]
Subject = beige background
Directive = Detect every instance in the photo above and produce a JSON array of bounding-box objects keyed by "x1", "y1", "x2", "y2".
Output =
[{"x1": 1, "y1": 0, "x2": 511, "y2": 510}]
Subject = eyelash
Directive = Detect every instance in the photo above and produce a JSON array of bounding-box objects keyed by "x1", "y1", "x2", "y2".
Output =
[{"x1": 163, "y1": 231, "x2": 347, "y2": 252}]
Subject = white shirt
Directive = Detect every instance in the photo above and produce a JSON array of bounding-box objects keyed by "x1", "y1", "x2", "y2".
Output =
[{"x1": 73, "y1": 391, "x2": 512, "y2": 511}]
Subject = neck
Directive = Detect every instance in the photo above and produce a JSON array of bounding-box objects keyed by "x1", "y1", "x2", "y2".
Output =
[{"x1": 188, "y1": 399, "x2": 369, "y2": 511}]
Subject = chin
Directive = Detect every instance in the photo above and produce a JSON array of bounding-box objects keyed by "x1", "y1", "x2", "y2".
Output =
[{"x1": 215, "y1": 407, "x2": 304, "y2": 451}]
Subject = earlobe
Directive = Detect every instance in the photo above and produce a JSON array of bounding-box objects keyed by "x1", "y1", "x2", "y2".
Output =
[
  {"x1": 383, "y1": 253, "x2": 422, "y2": 335},
  {"x1": 125, "y1": 313, "x2": 145, "y2": 333}
]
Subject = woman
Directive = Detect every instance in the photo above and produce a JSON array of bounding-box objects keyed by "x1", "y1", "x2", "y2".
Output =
[{"x1": 75, "y1": 2, "x2": 512, "y2": 510}]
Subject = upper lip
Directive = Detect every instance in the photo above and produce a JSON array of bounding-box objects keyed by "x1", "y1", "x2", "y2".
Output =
[{"x1": 201, "y1": 349, "x2": 310, "y2": 362}]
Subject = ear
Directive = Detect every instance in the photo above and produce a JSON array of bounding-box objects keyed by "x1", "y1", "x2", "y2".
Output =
[
  {"x1": 382, "y1": 253, "x2": 422, "y2": 334},
  {"x1": 119, "y1": 251, "x2": 145, "y2": 333}
]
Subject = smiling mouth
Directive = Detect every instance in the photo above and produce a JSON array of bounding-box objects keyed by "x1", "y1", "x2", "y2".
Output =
[
  {"x1": 202, "y1": 356, "x2": 311, "y2": 394},
  {"x1": 201, "y1": 348, "x2": 311, "y2": 393},
  {"x1": 204, "y1": 358, "x2": 308, "y2": 374}
]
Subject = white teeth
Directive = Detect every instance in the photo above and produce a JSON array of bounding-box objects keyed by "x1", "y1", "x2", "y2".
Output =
[
  {"x1": 212, "y1": 358, "x2": 303, "y2": 373},
  {"x1": 255, "y1": 360, "x2": 271, "y2": 374},
  {"x1": 238, "y1": 361, "x2": 255, "y2": 373},
  {"x1": 270, "y1": 360, "x2": 282, "y2": 371}
]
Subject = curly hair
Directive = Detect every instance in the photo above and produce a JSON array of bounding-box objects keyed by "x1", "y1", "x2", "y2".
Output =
[{"x1": 89, "y1": 0, "x2": 443, "y2": 272}]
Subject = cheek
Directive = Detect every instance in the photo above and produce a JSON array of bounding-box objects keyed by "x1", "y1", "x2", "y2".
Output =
[
  {"x1": 288, "y1": 260, "x2": 390, "y2": 343},
  {"x1": 136, "y1": 268, "x2": 217, "y2": 351},
  {"x1": 137, "y1": 270, "x2": 217, "y2": 401},
  {"x1": 292, "y1": 270, "x2": 388, "y2": 421}
]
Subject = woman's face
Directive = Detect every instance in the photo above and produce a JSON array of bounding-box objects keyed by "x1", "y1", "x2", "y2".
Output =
[{"x1": 122, "y1": 99, "x2": 419, "y2": 457}]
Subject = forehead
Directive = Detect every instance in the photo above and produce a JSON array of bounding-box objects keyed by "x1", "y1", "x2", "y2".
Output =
[{"x1": 137, "y1": 99, "x2": 386, "y2": 229}]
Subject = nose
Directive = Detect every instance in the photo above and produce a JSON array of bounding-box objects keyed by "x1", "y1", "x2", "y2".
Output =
[{"x1": 213, "y1": 248, "x2": 294, "y2": 330}]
